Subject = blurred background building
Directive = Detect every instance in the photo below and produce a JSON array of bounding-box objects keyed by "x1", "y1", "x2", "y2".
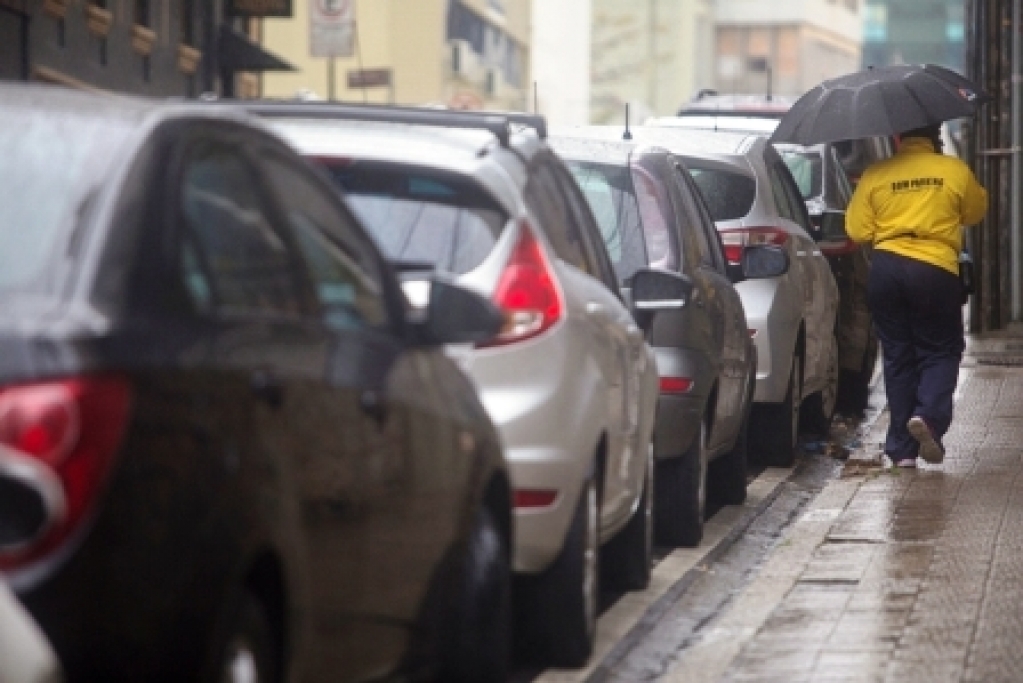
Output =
[
  {"x1": 0, "y1": 0, "x2": 292, "y2": 97},
  {"x1": 261, "y1": 0, "x2": 531, "y2": 112},
  {"x1": 587, "y1": 0, "x2": 715, "y2": 125},
  {"x1": 711, "y1": 0, "x2": 863, "y2": 98},
  {"x1": 862, "y1": 0, "x2": 965, "y2": 71}
]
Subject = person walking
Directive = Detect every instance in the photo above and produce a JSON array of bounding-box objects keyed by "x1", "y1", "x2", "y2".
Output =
[{"x1": 845, "y1": 124, "x2": 988, "y2": 467}]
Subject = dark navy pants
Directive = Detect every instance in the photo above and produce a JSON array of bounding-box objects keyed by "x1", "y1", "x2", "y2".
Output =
[{"x1": 867, "y1": 250, "x2": 965, "y2": 460}]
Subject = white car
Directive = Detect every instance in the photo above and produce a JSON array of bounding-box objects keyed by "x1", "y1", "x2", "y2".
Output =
[
  {"x1": 252, "y1": 104, "x2": 663, "y2": 668},
  {"x1": 557, "y1": 125, "x2": 840, "y2": 466}
]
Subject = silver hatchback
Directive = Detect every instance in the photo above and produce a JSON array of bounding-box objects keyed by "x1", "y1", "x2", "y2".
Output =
[{"x1": 254, "y1": 105, "x2": 666, "y2": 668}]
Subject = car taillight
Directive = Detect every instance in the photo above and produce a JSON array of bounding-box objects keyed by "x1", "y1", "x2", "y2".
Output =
[
  {"x1": 514, "y1": 489, "x2": 559, "y2": 509},
  {"x1": 719, "y1": 227, "x2": 790, "y2": 265},
  {"x1": 820, "y1": 239, "x2": 859, "y2": 256},
  {"x1": 479, "y1": 221, "x2": 563, "y2": 348},
  {"x1": 0, "y1": 377, "x2": 132, "y2": 571},
  {"x1": 660, "y1": 377, "x2": 694, "y2": 394}
]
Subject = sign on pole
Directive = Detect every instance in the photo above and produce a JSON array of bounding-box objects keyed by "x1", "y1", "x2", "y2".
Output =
[{"x1": 310, "y1": 0, "x2": 355, "y2": 58}]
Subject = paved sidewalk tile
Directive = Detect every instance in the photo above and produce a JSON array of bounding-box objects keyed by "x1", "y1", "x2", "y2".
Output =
[{"x1": 706, "y1": 355, "x2": 1023, "y2": 683}]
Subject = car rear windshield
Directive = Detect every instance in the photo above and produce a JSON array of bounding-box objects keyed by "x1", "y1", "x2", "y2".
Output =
[
  {"x1": 685, "y1": 164, "x2": 756, "y2": 222},
  {"x1": 564, "y1": 161, "x2": 659, "y2": 282},
  {"x1": 314, "y1": 160, "x2": 508, "y2": 276},
  {"x1": 0, "y1": 114, "x2": 125, "y2": 296},
  {"x1": 780, "y1": 151, "x2": 822, "y2": 200}
]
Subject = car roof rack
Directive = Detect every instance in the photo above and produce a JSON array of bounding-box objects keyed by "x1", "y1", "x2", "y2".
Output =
[{"x1": 229, "y1": 101, "x2": 547, "y2": 147}]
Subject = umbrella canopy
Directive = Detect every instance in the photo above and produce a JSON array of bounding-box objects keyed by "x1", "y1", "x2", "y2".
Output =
[{"x1": 770, "y1": 64, "x2": 990, "y2": 145}]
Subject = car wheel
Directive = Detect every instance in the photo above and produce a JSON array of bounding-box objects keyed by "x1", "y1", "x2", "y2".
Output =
[
  {"x1": 439, "y1": 506, "x2": 511, "y2": 683},
  {"x1": 655, "y1": 420, "x2": 706, "y2": 547},
  {"x1": 750, "y1": 351, "x2": 802, "y2": 467},
  {"x1": 800, "y1": 335, "x2": 839, "y2": 436},
  {"x1": 215, "y1": 592, "x2": 276, "y2": 683},
  {"x1": 601, "y1": 445, "x2": 653, "y2": 591},
  {"x1": 516, "y1": 474, "x2": 599, "y2": 668},
  {"x1": 710, "y1": 377, "x2": 752, "y2": 506}
]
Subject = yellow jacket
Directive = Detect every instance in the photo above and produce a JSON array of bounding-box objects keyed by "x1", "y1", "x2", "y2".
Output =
[{"x1": 846, "y1": 138, "x2": 988, "y2": 274}]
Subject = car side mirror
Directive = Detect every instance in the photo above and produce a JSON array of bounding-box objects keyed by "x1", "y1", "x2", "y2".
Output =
[
  {"x1": 736, "y1": 245, "x2": 789, "y2": 280},
  {"x1": 628, "y1": 267, "x2": 694, "y2": 326},
  {"x1": 820, "y1": 209, "x2": 847, "y2": 242},
  {"x1": 409, "y1": 275, "x2": 504, "y2": 346}
]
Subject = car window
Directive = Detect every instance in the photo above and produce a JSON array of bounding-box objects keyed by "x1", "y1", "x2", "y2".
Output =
[
  {"x1": 766, "y1": 161, "x2": 798, "y2": 222},
  {"x1": 179, "y1": 142, "x2": 303, "y2": 317},
  {"x1": 314, "y1": 158, "x2": 508, "y2": 277},
  {"x1": 780, "y1": 150, "x2": 822, "y2": 200},
  {"x1": 260, "y1": 154, "x2": 390, "y2": 331},
  {"x1": 774, "y1": 161, "x2": 813, "y2": 231},
  {"x1": 549, "y1": 162, "x2": 621, "y2": 291},
  {"x1": 676, "y1": 165, "x2": 728, "y2": 272},
  {"x1": 685, "y1": 163, "x2": 756, "y2": 221},
  {"x1": 630, "y1": 161, "x2": 678, "y2": 272},
  {"x1": 0, "y1": 113, "x2": 131, "y2": 297},
  {"x1": 524, "y1": 161, "x2": 593, "y2": 275},
  {"x1": 565, "y1": 160, "x2": 649, "y2": 283}
]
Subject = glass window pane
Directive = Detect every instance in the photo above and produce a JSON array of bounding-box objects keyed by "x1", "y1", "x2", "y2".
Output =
[
  {"x1": 317, "y1": 160, "x2": 507, "y2": 277},
  {"x1": 180, "y1": 144, "x2": 302, "y2": 316},
  {"x1": 566, "y1": 161, "x2": 649, "y2": 282},
  {"x1": 686, "y1": 165, "x2": 756, "y2": 221}
]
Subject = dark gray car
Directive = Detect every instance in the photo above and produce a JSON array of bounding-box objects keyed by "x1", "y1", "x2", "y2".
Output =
[
  {"x1": 550, "y1": 136, "x2": 785, "y2": 547},
  {"x1": 777, "y1": 143, "x2": 878, "y2": 416}
]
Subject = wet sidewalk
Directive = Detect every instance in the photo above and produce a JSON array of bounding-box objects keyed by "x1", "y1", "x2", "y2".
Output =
[{"x1": 663, "y1": 333, "x2": 1023, "y2": 683}]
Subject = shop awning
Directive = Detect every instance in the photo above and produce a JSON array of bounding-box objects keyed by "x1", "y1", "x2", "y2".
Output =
[{"x1": 218, "y1": 24, "x2": 294, "y2": 72}]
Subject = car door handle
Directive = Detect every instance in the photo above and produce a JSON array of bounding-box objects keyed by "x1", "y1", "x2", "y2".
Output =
[
  {"x1": 360, "y1": 389, "x2": 388, "y2": 425},
  {"x1": 250, "y1": 370, "x2": 284, "y2": 408}
]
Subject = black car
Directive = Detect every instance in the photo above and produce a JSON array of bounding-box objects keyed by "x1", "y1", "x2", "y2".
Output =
[{"x1": 0, "y1": 84, "x2": 512, "y2": 683}]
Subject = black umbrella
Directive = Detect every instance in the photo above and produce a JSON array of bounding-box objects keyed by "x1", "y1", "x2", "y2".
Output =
[{"x1": 769, "y1": 64, "x2": 990, "y2": 145}]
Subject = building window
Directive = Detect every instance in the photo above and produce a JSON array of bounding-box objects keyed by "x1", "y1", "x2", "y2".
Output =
[
  {"x1": 180, "y1": 0, "x2": 195, "y2": 46},
  {"x1": 135, "y1": 0, "x2": 149, "y2": 26}
]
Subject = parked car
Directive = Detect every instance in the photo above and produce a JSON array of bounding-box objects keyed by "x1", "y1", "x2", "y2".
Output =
[
  {"x1": 548, "y1": 135, "x2": 781, "y2": 546},
  {"x1": 649, "y1": 114, "x2": 880, "y2": 418},
  {"x1": 0, "y1": 580, "x2": 62, "y2": 683},
  {"x1": 243, "y1": 102, "x2": 664, "y2": 667},
  {"x1": 0, "y1": 83, "x2": 514, "y2": 683},
  {"x1": 776, "y1": 143, "x2": 878, "y2": 415},
  {"x1": 556, "y1": 126, "x2": 841, "y2": 466}
]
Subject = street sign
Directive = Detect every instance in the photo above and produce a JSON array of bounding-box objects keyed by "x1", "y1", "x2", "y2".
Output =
[
  {"x1": 310, "y1": 0, "x2": 355, "y2": 58},
  {"x1": 229, "y1": 0, "x2": 293, "y2": 18},
  {"x1": 347, "y1": 68, "x2": 392, "y2": 89}
]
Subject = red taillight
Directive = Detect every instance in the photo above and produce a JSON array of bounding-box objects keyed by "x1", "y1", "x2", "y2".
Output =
[
  {"x1": 0, "y1": 377, "x2": 132, "y2": 571},
  {"x1": 660, "y1": 377, "x2": 694, "y2": 394},
  {"x1": 719, "y1": 227, "x2": 790, "y2": 265},
  {"x1": 514, "y1": 489, "x2": 559, "y2": 509},
  {"x1": 479, "y1": 222, "x2": 563, "y2": 348}
]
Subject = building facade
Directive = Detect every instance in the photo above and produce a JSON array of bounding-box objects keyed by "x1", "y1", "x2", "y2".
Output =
[
  {"x1": 589, "y1": 0, "x2": 715, "y2": 124},
  {"x1": 712, "y1": 0, "x2": 863, "y2": 97},
  {"x1": 531, "y1": 0, "x2": 591, "y2": 125},
  {"x1": 261, "y1": 0, "x2": 531, "y2": 112},
  {"x1": 0, "y1": 0, "x2": 293, "y2": 97},
  {"x1": 862, "y1": 0, "x2": 965, "y2": 71}
]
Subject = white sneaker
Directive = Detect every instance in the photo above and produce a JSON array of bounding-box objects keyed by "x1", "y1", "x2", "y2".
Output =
[{"x1": 907, "y1": 416, "x2": 944, "y2": 464}]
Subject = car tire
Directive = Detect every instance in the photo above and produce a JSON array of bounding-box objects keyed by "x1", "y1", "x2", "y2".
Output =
[
  {"x1": 710, "y1": 378, "x2": 752, "y2": 507},
  {"x1": 750, "y1": 351, "x2": 802, "y2": 468},
  {"x1": 439, "y1": 506, "x2": 511, "y2": 683},
  {"x1": 214, "y1": 592, "x2": 277, "y2": 683},
  {"x1": 655, "y1": 421, "x2": 706, "y2": 547},
  {"x1": 800, "y1": 335, "x2": 839, "y2": 436},
  {"x1": 515, "y1": 474, "x2": 599, "y2": 668},
  {"x1": 601, "y1": 446, "x2": 653, "y2": 591}
]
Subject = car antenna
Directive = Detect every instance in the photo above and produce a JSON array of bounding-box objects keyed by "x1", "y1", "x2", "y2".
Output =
[{"x1": 623, "y1": 103, "x2": 633, "y2": 140}]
